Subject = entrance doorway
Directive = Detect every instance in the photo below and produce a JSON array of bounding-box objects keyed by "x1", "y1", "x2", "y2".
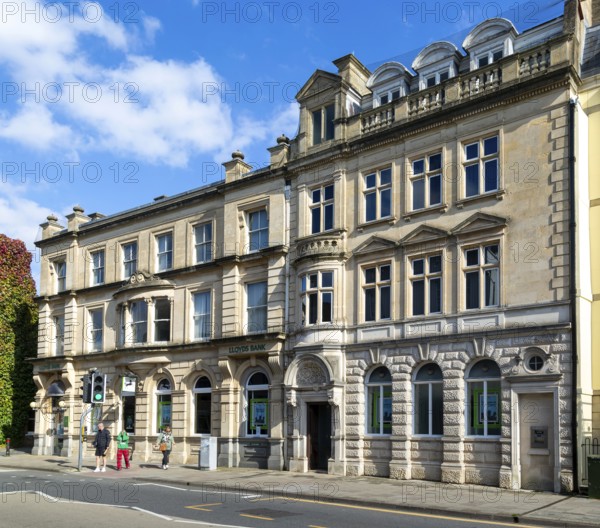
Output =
[
  {"x1": 519, "y1": 393, "x2": 555, "y2": 491},
  {"x1": 307, "y1": 403, "x2": 331, "y2": 471}
]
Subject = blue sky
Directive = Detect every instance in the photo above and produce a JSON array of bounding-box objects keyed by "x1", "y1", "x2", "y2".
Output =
[{"x1": 0, "y1": 0, "x2": 563, "y2": 282}]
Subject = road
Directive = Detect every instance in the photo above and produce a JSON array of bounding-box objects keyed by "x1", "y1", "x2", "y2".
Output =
[{"x1": 0, "y1": 468, "x2": 547, "y2": 528}]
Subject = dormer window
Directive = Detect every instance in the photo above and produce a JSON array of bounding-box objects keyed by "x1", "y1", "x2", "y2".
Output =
[
  {"x1": 462, "y1": 18, "x2": 517, "y2": 72},
  {"x1": 366, "y1": 62, "x2": 411, "y2": 109},
  {"x1": 312, "y1": 104, "x2": 335, "y2": 145},
  {"x1": 412, "y1": 42, "x2": 460, "y2": 91}
]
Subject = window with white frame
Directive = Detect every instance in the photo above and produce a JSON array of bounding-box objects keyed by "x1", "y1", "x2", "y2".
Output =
[
  {"x1": 363, "y1": 264, "x2": 391, "y2": 322},
  {"x1": 378, "y1": 88, "x2": 401, "y2": 106},
  {"x1": 193, "y1": 291, "x2": 211, "y2": 340},
  {"x1": 245, "y1": 371, "x2": 269, "y2": 436},
  {"x1": 466, "y1": 359, "x2": 501, "y2": 436},
  {"x1": 410, "y1": 153, "x2": 442, "y2": 210},
  {"x1": 248, "y1": 209, "x2": 268, "y2": 252},
  {"x1": 54, "y1": 314, "x2": 65, "y2": 356},
  {"x1": 425, "y1": 70, "x2": 449, "y2": 88},
  {"x1": 156, "y1": 232, "x2": 173, "y2": 271},
  {"x1": 55, "y1": 260, "x2": 66, "y2": 292},
  {"x1": 364, "y1": 167, "x2": 392, "y2": 222},
  {"x1": 312, "y1": 104, "x2": 335, "y2": 145},
  {"x1": 156, "y1": 378, "x2": 172, "y2": 433},
  {"x1": 154, "y1": 299, "x2": 171, "y2": 342},
  {"x1": 464, "y1": 244, "x2": 500, "y2": 309},
  {"x1": 129, "y1": 300, "x2": 148, "y2": 344},
  {"x1": 122, "y1": 241, "x2": 137, "y2": 279},
  {"x1": 194, "y1": 222, "x2": 213, "y2": 263},
  {"x1": 247, "y1": 281, "x2": 268, "y2": 333},
  {"x1": 463, "y1": 135, "x2": 499, "y2": 197},
  {"x1": 366, "y1": 366, "x2": 392, "y2": 435},
  {"x1": 414, "y1": 363, "x2": 443, "y2": 435},
  {"x1": 310, "y1": 184, "x2": 334, "y2": 234},
  {"x1": 477, "y1": 49, "x2": 503, "y2": 68},
  {"x1": 410, "y1": 255, "x2": 442, "y2": 316},
  {"x1": 91, "y1": 250, "x2": 105, "y2": 286},
  {"x1": 88, "y1": 308, "x2": 103, "y2": 352},
  {"x1": 194, "y1": 376, "x2": 211, "y2": 435},
  {"x1": 300, "y1": 271, "x2": 333, "y2": 325}
]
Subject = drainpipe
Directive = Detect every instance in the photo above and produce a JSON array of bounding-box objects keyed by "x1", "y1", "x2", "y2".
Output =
[
  {"x1": 283, "y1": 179, "x2": 291, "y2": 469},
  {"x1": 568, "y1": 97, "x2": 579, "y2": 493}
]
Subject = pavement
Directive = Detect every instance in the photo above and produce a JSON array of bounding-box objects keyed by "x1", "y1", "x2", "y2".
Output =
[{"x1": 1, "y1": 449, "x2": 600, "y2": 528}]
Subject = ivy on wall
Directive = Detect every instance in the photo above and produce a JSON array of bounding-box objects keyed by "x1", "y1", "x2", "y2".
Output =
[{"x1": 0, "y1": 234, "x2": 38, "y2": 445}]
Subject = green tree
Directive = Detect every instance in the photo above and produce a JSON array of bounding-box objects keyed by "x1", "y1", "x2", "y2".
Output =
[{"x1": 0, "y1": 234, "x2": 38, "y2": 445}]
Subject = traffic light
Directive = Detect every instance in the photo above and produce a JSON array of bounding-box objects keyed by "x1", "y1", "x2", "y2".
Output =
[
  {"x1": 81, "y1": 374, "x2": 92, "y2": 403},
  {"x1": 92, "y1": 373, "x2": 106, "y2": 403}
]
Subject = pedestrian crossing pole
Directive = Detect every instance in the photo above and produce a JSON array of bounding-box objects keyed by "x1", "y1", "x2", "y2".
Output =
[{"x1": 78, "y1": 405, "x2": 95, "y2": 472}]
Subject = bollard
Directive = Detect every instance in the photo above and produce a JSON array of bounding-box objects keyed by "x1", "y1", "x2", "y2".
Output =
[{"x1": 6, "y1": 438, "x2": 10, "y2": 457}]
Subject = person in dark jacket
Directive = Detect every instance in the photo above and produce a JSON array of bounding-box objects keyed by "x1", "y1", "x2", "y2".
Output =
[{"x1": 93, "y1": 422, "x2": 111, "y2": 472}]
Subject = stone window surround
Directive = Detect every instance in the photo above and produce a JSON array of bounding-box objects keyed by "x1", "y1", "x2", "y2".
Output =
[
  {"x1": 461, "y1": 132, "x2": 501, "y2": 199},
  {"x1": 406, "y1": 149, "x2": 444, "y2": 213},
  {"x1": 461, "y1": 240, "x2": 501, "y2": 312},
  {"x1": 89, "y1": 247, "x2": 105, "y2": 286},
  {"x1": 191, "y1": 218, "x2": 215, "y2": 265},
  {"x1": 365, "y1": 365, "x2": 393, "y2": 436},
  {"x1": 244, "y1": 369, "x2": 270, "y2": 438},
  {"x1": 190, "y1": 289, "x2": 212, "y2": 342},
  {"x1": 300, "y1": 269, "x2": 335, "y2": 326},
  {"x1": 361, "y1": 261, "x2": 392, "y2": 323},
  {"x1": 120, "y1": 294, "x2": 174, "y2": 346},
  {"x1": 192, "y1": 374, "x2": 212, "y2": 436},
  {"x1": 309, "y1": 182, "x2": 335, "y2": 235},
  {"x1": 237, "y1": 197, "x2": 270, "y2": 255},
  {"x1": 154, "y1": 229, "x2": 174, "y2": 273},
  {"x1": 361, "y1": 165, "x2": 393, "y2": 224},
  {"x1": 121, "y1": 240, "x2": 138, "y2": 280},
  {"x1": 408, "y1": 253, "x2": 444, "y2": 318},
  {"x1": 86, "y1": 305, "x2": 104, "y2": 353}
]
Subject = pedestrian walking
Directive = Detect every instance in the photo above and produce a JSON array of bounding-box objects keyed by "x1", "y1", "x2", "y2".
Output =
[
  {"x1": 93, "y1": 422, "x2": 111, "y2": 472},
  {"x1": 154, "y1": 426, "x2": 175, "y2": 469},
  {"x1": 116, "y1": 429, "x2": 131, "y2": 470}
]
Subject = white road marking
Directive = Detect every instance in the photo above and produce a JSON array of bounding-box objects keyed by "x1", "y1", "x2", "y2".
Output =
[
  {"x1": 131, "y1": 507, "x2": 173, "y2": 520},
  {"x1": 174, "y1": 519, "x2": 250, "y2": 528},
  {"x1": 136, "y1": 482, "x2": 259, "y2": 498},
  {"x1": 0, "y1": 469, "x2": 25, "y2": 472}
]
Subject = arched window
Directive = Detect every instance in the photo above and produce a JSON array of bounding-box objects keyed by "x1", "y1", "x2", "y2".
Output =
[
  {"x1": 246, "y1": 372, "x2": 269, "y2": 437},
  {"x1": 414, "y1": 363, "x2": 443, "y2": 435},
  {"x1": 466, "y1": 359, "x2": 501, "y2": 436},
  {"x1": 366, "y1": 366, "x2": 392, "y2": 435},
  {"x1": 156, "y1": 378, "x2": 172, "y2": 433},
  {"x1": 194, "y1": 376, "x2": 212, "y2": 435}
]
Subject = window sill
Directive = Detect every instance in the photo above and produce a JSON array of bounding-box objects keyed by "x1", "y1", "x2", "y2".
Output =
[
  {"x1": 357, "y1": 216, "x2": 396, "y2": 231},
  {"x1": 403, "y1": 203, "x2": 448, "y2": 222},
  {"x1": 364, "y1": 434, "x2": 392, "y2": 439},
  {"x1": 456, "y1": 189, "x2": 505, "y2": 208},
  {"x1": 464, "y1": 435, "x2": 501, "y2": 440}
]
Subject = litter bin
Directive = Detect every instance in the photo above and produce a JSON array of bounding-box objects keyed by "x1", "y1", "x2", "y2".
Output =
[
  {"x1": 198, "y1": 436, "x2": 217, "y2": 471},
  {"x1": 588, "y1": 455, "x2": 600, "y2": 499}
]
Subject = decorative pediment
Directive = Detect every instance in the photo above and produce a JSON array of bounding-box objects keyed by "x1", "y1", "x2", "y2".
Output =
[
  {"x1": 367, "y1": 61, "x2": 410, "y2": 88},
  {"x1": 296, "y1": 70, "x2": 342, "y2": 102},
  {"x1": 296, "y1": 359, "x2": 328, "y2": 386},
  {"x1": 113, "y1": 270, "x2": 175, "y2": 297},
  {"x1": 400, "y1": 225, "x2": 449, "y2": 246},
  {"x1": 352, "y1": 235, "x2": 397, "y2": 257},
  {"x1": 412, "y1": 41, "x2": 461, "y2": 71},
  {"x1": 451, "y1": 213, "x2": 507, "y2": 236},
  {"x1": 462, "y1": 18, "x2": 517, "y2": 51}
]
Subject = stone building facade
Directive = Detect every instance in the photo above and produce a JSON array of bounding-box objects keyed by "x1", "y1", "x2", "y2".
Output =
[{"x1": 31, "y1": 1, "x2": 599, "y2": 492}]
